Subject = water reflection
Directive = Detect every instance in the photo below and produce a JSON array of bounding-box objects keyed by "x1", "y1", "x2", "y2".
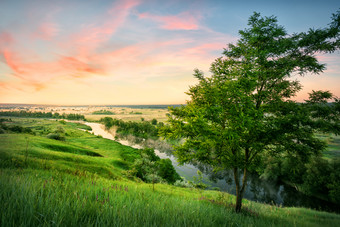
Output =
[{"x1": 85, "y1": 122, "x2": 339, "y2": 213}]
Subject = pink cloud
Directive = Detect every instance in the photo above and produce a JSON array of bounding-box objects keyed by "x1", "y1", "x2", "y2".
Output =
[
  {"x1": 110, "y1": 0, "x2": 140, "y2": 13},
  {"x1": 0, "y1": 0, "x2": 140, "y2": 90},
  {"x1": 3, "y1": 50, "x2": 24, "y2": 75},
  {"x1": 58, "y1": 56, "x2": 104, "y2": 75},
  {"x1": 316, "y1": 54, "x2": 340, "y2": 73},
  {"x1": 69, "y1": 0, "x2": 140, "y2": 58},
  {"x1": 0, "y1": 32, "x2": 14, "y2": 46},
  {"x1": 33, "y1": 22, "x2": 59, "y2": 40},
  {"x1": 139, "y1": 11, "x2": 201, "y2": 30}
]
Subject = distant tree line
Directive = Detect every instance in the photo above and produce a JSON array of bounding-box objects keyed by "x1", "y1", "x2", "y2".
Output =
[
  {"x1": 0, "y1": 111, "x2": 85, "y2": 120},
  {"x1": 92, "y1": 110, "x2": 115, "y2": 115},
  {"x1": 101, "y1": 117, "x2": 163, "y2": 140},
  {"x1": 0, "y1": 119, "x2": 34, "y2": 135}
]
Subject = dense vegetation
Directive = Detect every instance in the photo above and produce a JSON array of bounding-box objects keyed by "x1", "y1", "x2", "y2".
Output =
[
  {"x1": 1, "y1": 117, "x2": 340, "y2": 226},
  {"x1": 101, "y1": 117, "x2": 162, "y2": 140},
  {"x1": 0, "y1": 110, "x2": 85, "y2": 120},
  {"x1": 124, "y1": 148, "x2": 181, "y2": 184},
  {"x1": 260, "y1": 152, "x2": 340, "y2": 204}
]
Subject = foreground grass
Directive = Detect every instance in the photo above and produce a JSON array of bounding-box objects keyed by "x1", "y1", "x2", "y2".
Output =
[
  {"x1": 1, "y1": 168, "x2": 339, "y2": 227},
  {"x1": 1, "y1": 118, "x2": 340, "y2": 226}
]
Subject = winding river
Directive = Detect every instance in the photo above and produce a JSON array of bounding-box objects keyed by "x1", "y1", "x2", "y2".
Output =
[{"x1": 83, "y1": 122, "x2": 339, "y2": 213}]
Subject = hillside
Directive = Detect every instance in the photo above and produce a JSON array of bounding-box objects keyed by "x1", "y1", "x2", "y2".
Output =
[{"x1": 1, "y1": 118, "x2": 340, "y2": 226}]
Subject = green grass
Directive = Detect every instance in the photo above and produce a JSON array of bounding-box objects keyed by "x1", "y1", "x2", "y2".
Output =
[
  {"x1": 316, "y1": 133, "x2": 340, "y2": 159},
  {"x1": 1, "y1": 117, "x2": 340, "y2": 226},
  {"x1": 92, "y1": 110, "x2": 115, "y2": 115}
]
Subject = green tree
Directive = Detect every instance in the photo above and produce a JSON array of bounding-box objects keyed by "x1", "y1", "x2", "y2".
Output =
[
  {"x1": 157, "y1": 159, "x2": 181, "y2": 184},
  {"x1": 161, "y1": 12, "x2": 340, "y2": 212},
  {"x1": 151, "y1": 118, "x2": 158, "y2": 125}
]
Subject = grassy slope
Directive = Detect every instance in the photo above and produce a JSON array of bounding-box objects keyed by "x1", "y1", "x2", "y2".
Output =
[
  {"x1": 1, "y1": 118, "x2": 340, "y2": 226},
  {"x1": 320, "y1": 134, "x2": 340, "y2": 160}
]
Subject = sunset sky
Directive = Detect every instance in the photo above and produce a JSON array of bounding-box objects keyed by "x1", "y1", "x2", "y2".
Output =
[{"x1": 0, "y1": 0, "x2": 339, "y2": 105}]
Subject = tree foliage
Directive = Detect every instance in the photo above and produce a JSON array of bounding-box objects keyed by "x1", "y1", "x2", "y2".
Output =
[
  {"x1": 127, "y1": 148, "x2": 180, "y2": 184},
  {"x1": 161, "y1": 11, "x2": 340, "y2": 212},
  {"x1": 101, "y1": 117, "x2": 160, "y2": 140},
  {"x1": 0, "y1": 111, "x2": 85, "y2": 120}
]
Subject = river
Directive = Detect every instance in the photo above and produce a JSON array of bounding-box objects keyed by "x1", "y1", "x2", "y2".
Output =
[{"x1": 83, "y1": 122, "x2": 339, "y2": 213}]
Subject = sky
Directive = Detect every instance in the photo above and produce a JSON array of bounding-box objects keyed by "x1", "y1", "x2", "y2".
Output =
[{"x1": 0, "y1": 0, "x2": 339, "y2": 105}]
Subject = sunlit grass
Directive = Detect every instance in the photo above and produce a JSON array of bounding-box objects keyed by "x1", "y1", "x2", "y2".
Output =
[
  {"x1": 315, "y1": 133, "x2": 340, "y2": 160},
  {"x1": 1, "y1": 167, "x2": 339, "y2": 227},
  {"x1": 1, "y1": 117, "x2": 340, "y2": 226},
  {"x1": 84, "y1": 107, "x2": 169, "y2": 122}
]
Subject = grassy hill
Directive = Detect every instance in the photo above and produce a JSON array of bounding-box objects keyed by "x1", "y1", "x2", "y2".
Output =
[{"x1": 1, "y1": 118, "x2": 340, "y2": 226}]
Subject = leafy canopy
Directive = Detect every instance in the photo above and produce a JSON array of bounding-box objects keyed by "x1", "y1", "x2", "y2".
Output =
[{"x1": 161, "y1": 11, "x2": 340, "y2": 212}]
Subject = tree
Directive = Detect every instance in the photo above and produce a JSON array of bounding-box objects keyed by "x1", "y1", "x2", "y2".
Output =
[
  {"x1": 161, "y1": 11, "x2": 340, "y2": 212},
  {"x1": 157, "y1": 158, "x2": 181, "y2": 184},
  {"x1": 151, "y1": 118, "x2": 158, "y2": 125}
]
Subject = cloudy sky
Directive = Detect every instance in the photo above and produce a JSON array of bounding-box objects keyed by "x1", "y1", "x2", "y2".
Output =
[{"x1": 0, "y1": 0, "x2": 339, "y2": 105}]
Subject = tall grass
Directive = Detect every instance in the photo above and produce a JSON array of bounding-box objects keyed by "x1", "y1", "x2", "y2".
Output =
[
  {"x1": 1, "y1": 118, "x2": 340, "y2": 226},
  {"x1": 1, "y1": 168, "x2": 340, "y2": 227}
]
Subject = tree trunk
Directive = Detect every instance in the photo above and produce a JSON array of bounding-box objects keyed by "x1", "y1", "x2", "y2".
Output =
[{"x1": 233, "y1": 167, "x2": 248, "y2": 213}]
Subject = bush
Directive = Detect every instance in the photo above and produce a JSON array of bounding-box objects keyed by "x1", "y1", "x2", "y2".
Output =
[
  {"x1": 140, "y1": 148, "x2": 160, "y2": 162},
  {"x1": 47, "y1": 133, "x2": 65, "y2": 141},
  {"x1": 157, "y1": 158, "x2": 181, "y2": 184},
  {"x1": 128, "y1": 148, "x2": 180, "y2": 184},
  {"x1": 145, "y1": 174, "x2": 163, "y2": 184},
  {"x1": 54, "y1": 126, "x2": 65, "y2": 134},
  {"x1": 151, "y1": 118, "x2": 158, "y2": 125},
  {"x1": 92, "y1": 110, "x2": 115, "y2": 115},
  {"x1": 192, "y1": 170, "x2": 208, "y2": 189},
  {"x1": 328, "y1": 159, "x2": 340, "y2": 203},
  {"x1": 0, "y1": 128, "x2": 5, "y2": 134},
  {"x1": 302, "y1": 157, "x2": 330, "y2": 196},
  {"x1": 101, "y1": 117, "x2": 159, "y2": 140},
  {"x1": 300, "y1": 157, "x2": 340, "y2": 204},
  {"x1": 174, "y1": 178, "x2": 193, "y2": 188}
]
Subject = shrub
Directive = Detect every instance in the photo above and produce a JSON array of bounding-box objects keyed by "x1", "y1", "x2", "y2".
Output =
[
  {"x1": 174, "y1": 178, "x2": 193, "y2": 188},
  {"x1": 157, "y1": 158, "x2": 181, "y2": 184},
  {"x1": 54, "y1": 126, "x2": 65, "y2": 134},
  {"x1": 47, "y1": 133, "x2": 65, "y2": 141}
]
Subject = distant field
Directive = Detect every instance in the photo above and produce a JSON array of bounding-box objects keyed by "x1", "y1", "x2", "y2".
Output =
[
  {"x1": 85, "y1": 108, "x2": 169, "y2": 122},
  {"x1": 0, "y1": 104, "x2": 170, "y2": 123}
]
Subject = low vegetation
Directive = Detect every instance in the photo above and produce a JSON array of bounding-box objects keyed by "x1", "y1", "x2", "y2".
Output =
[
  {"x1": 92, "y1": 110, "x2": 115, "y2": 115},
  {"x1": 0, "y1": 110, "x2": 85, "y2": 120},
  {"x1": 1, "y1": 117, "x2": 339, "y2": 226},
  {"x1": 101, "y1": 117, "x2": 163, "y2": 140}
]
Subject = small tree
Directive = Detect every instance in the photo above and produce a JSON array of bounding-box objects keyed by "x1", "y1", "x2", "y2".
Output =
[
  {"x1": 151, "y1": 118, "x2": 158, "y2": 125},
  {"x1": 192, "y1": 170, "x2": 208, "y2": 189},
  {"x1": 161, "y1": 11, "x2": 340, "y2": 212},
  {"x1": 157, "y1": 159, "x2": 181, "y2": 184}
]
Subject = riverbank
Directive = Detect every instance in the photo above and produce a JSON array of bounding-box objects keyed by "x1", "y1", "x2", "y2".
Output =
[
  {"x1": 1, "y1": 117, "x2": 340, "y2": 226},
  {"x1": 82, "y1": 121, "x2": 340, "y2": 214}
]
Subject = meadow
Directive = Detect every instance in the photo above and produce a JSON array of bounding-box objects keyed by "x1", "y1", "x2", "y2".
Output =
[
  {"x1": 1, "y1": 117, "x2": 340, "y2": 226},
  {"x1": 84, "y1": 107, "x2": 169, "y2": 122}
]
